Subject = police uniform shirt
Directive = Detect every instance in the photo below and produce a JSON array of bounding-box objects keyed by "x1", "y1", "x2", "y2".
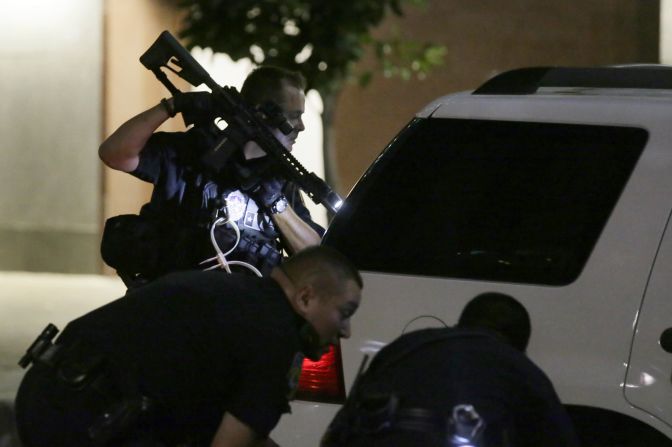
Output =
[
  {"x1": 48, "y1": 271, "x2": 305, "y2": 441},
  {"x1": 133, "y1": 128, "x2": 323, "y2": 234},
  {"x1": 333, "y1": 327, "x2": 579, "y2": 447}
]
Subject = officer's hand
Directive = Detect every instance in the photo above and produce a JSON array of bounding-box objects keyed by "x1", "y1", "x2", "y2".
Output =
[
  {"x1": 234, "y1": 156, "x2": 281, "y2": 193},
  {"x1": 249, "y1": 177, "x2": 286, "y2": 210},
  {"x1": 172, "y1": 91, "x2": 215, "y2": 126}
]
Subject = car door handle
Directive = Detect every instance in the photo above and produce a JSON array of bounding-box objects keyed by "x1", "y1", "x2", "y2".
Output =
[{"x1": 659, "y1": 328, "x2": 672, "y2": 353}]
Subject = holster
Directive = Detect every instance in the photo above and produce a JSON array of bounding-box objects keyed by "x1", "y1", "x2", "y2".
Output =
[
  {"x1": 100, "y1": 214, "x2": 162, "y2": 276},
  {"x1": 21, "y1": 330, "x2": 158, "y2": 446},
  {"x1": 87, "y1": 396, "x2": 155, "y2": 445}
]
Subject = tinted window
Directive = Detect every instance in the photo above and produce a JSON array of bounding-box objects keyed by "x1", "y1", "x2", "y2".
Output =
[{"x1": 324, "y1": 118, "x2": 647, "y2": 285}]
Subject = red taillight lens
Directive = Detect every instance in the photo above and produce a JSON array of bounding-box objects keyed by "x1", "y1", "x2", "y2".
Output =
[{"x1": 295, "y1": 343, "x2": 346, "y2": 404}]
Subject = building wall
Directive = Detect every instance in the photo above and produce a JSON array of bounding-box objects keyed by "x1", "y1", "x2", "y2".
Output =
[
  {"x1": 0, "y1": 0, "x2": 104, "y2": 273},
  {"x1": 0, "y1": 0, "x2": 189, "y2": 274},
  {"x1": 332, "y1": 0, "x2": 660, "y2": 194}
]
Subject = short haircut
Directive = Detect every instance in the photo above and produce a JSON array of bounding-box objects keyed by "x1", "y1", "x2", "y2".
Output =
[
  {"x1": 457, "y1": 292, "x2": 531, "y2": 352},
  {"x1": 240, "y1": 65, "x2": 307, "y2": 106},
  {"x1": 280, "y1": 246, "x2": 363, "y2": 296}
]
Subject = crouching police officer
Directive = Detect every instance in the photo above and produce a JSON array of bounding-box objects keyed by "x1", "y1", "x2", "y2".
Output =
[
  {"x1": 14, "y1": 246, "x2": 362, "y2": 447},
  {"x1": 321, "y1": 292, "x2": 579, "y2": 447}
]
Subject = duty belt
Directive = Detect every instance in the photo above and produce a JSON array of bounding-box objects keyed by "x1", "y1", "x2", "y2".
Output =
[
  {"x1": 18, "y1": 324, "x2": 158, "y2": 445},
  {"x1": 323, "y1": 393, "x2": 485, "y2": 447}
]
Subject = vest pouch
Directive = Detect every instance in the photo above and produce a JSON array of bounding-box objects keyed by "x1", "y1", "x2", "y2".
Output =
[{"x1": 101, "y1": 214, "x2": 161, "y2": 275}]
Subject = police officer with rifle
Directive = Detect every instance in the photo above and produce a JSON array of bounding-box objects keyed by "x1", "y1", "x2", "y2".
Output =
[{"x1": 99, "y1": 31, "x2": 341, "y2": 287}]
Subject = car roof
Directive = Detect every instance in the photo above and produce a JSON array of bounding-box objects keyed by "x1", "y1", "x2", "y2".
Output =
[
  {"x1": 417, "y1": 65, "x2": 672, "y2": 118},
  {"x1": 474, "y1": 65, "x2": 672, "y2": 94}
]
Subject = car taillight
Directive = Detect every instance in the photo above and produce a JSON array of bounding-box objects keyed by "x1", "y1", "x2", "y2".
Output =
[{"x1": 295, "y1": 343, "x2": 346, "y2": 404}]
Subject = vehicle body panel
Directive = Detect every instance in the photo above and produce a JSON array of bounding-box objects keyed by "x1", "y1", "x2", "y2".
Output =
[{"x1": 273, "y1": 87, "x2": 672, "y2": 445}]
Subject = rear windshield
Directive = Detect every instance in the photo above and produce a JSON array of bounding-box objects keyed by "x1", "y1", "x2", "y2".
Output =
[{"x1": 324, "y1": 118, "x2": 647, "y2": 285}]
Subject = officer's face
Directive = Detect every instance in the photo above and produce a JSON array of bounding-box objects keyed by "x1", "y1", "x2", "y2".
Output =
[
  {"x1": 243, "y1": 84, "x2": 306, "y2": 159},
  {"x1": 274, "y1": 84, "x2": 306, "y2": 151},
  {"x1": 305, "y1": 279, "x2": 361, "y2": 356}
]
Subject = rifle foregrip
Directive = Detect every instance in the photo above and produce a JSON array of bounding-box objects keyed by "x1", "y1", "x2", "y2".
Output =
[{"x1": 302, "y1": 173, "x2": 343, "y2": 213}]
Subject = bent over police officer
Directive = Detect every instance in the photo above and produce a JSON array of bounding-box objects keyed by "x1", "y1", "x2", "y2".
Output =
[
  {"x1": 322, "y1": 292, "x2": 579, "y2": 447},
  {"x1": 14, "y1": 246, "x2": 362, "y2": 447}
]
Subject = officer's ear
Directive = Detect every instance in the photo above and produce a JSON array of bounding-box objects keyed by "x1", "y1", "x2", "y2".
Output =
[{"x1": 294, "y1": 284, "x2": 317, "y2": 315}]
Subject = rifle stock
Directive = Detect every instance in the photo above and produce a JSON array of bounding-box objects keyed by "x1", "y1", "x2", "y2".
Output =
[{"x1": 140, "y1": 31, "x2": 343, "y2": 214}]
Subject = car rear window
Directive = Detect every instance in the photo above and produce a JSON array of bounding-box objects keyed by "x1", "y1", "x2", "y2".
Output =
[{"x1": 324, "y1": 118, "x2": 647, "y2": 285}]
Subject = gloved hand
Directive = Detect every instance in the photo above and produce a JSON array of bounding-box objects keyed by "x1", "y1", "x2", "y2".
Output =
[
  {"x1": 249, "y1": 177, "x2": 287, "y2": 210},
  {"x1": 233, "y1": 156, "x2": 281, "y2": 192},
  {"x1": 172, "y1": 91, "x2": 215, "y2": 127}
]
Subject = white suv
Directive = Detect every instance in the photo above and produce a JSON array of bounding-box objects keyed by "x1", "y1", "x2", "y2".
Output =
[{"x1": 273, "y1": 66, "x2": 672, "y2": 446}]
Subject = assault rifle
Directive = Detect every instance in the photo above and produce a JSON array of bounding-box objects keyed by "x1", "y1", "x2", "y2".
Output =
[{"x1": 140, "y1": 30, "x2": 343, "y2": 214}]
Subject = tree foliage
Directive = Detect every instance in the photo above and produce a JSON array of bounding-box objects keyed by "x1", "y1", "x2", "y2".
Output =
[{"x1": 176, "y1": 0, "x2": 446, "y2": 97}]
